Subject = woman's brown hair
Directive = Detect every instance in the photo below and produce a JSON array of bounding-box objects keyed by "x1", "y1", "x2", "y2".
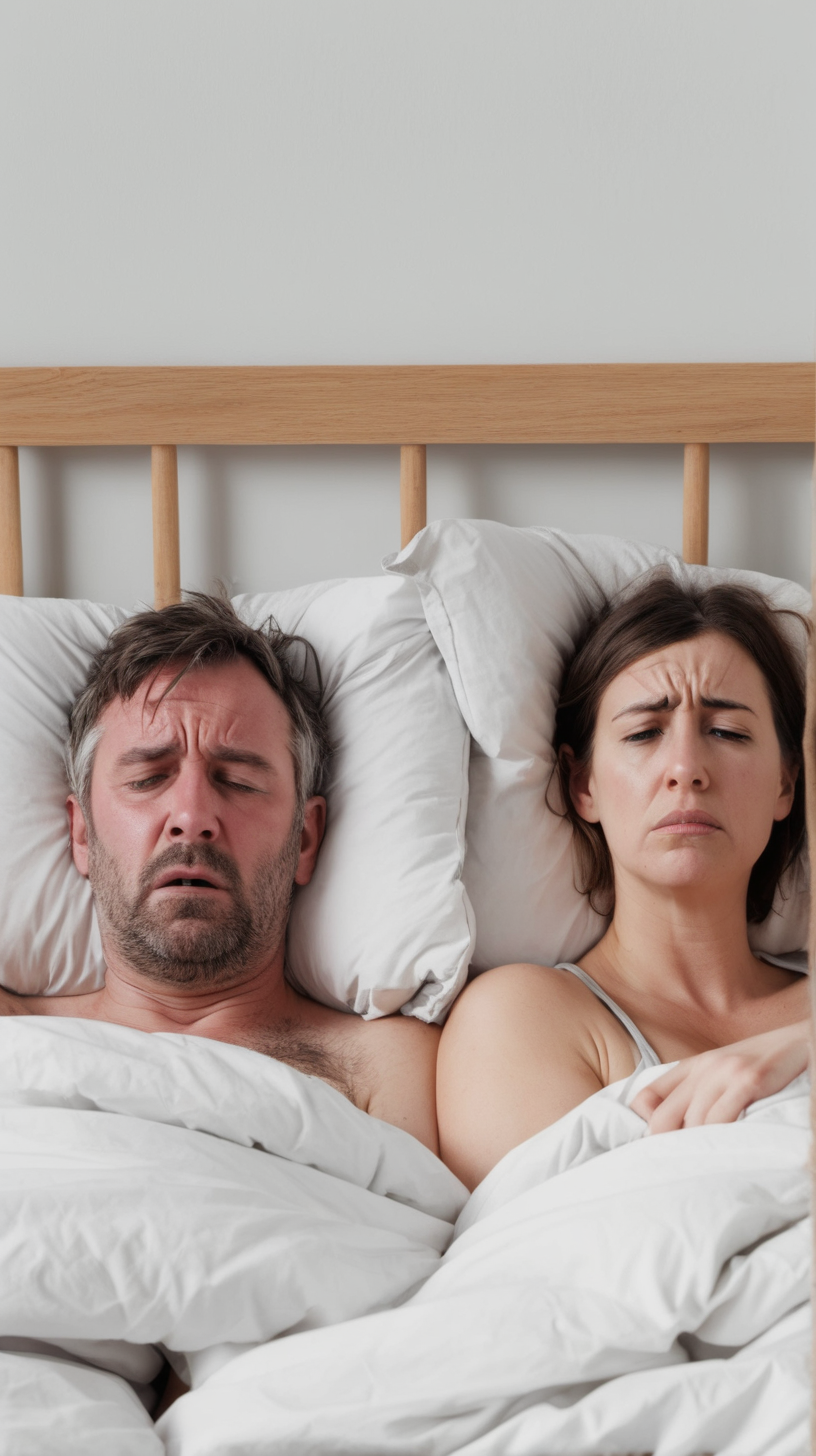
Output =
[{"x1": 553, "y1": 570, "x2": 806, "y2": 922}]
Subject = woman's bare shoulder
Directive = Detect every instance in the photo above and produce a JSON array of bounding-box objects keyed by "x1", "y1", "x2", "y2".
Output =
[
  {"x1": 446, "y1": 961, "x2": 612, "y2": 1034},
  {"x1": 437, "y1": 961, "x2": 639, "y2": 1188}
]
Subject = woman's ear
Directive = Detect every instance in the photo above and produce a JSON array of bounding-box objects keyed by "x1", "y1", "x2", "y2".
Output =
[
  {"x1": 772, "y1": 757, "x2": 799, "y2": 822},
  {"x1": 560, "y1": 745, "x2": 600, "y2": 824}
]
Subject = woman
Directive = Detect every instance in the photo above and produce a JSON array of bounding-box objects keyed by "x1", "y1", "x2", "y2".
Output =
[{"x1": 437, "y1": 571, "x2": 811, "y2": 1190}]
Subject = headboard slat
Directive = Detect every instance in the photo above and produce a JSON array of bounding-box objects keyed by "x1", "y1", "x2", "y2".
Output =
[
  {"x1": 151, "y1": 445, "x2": 181, "y2": 609},
  {"x1": 0, "y1": 365, "x2": 813, "y2": 446},
  {"x1": 682, "y1": 444, "x2": 710, "y2": 566},
  {"x1": 400, "y1": 446, "x2": 427, "y2": 549},
  {"x1": 0, "y1": 447, "x2": 23, "y2": 596}
]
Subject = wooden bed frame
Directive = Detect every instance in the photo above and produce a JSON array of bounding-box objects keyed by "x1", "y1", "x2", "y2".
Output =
[
  {"x1": 1, "y1": 361, "x2": 815, "y2": 1436},
  {"x1": 0, "y1": 364, "x2": 813, "y2": 603}
]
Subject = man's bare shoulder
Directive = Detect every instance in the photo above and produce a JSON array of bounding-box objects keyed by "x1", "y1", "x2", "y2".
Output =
[
  {"x1": 0, "y1": 987, "x2": 104, "y2": 1019},
  {"x1": 351, "y1": 1012, "x2": 441, "y2": 1155}
]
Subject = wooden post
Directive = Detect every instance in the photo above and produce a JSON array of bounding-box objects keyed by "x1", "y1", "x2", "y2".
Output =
[
  {"x1": 400, "y1": 445, "x2": 427, "y2": 550},
  {"x1": 682, "y1": 443, "x2": 709, "y2": 565},
  {"x1": 151, "y1": 445, "x2": 181, "y2": 609},
  {"x1": 0, "y1": 446, "x2": 23, "y2": 596}
]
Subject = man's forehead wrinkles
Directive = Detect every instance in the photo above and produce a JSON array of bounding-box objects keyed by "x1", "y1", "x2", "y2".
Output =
[
  {"x1": 134, "y1": 694, "x2": 247, "y2": 740},
  {"x1": 113, "y1": 739, "x2": 275, "y2": 772}
]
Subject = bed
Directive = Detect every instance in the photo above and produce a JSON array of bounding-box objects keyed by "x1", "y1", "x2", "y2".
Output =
[{"x1": 0, "y1": 363, "x2": 813, "y2": 1455}]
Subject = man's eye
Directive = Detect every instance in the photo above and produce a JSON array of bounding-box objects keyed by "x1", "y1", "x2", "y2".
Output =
[
  {"x1": 217, "y1": 777, "x2": 257, "y2": 793},
  {"x1": 129, "y1": 774, "x2": 166, "y2": 790}
]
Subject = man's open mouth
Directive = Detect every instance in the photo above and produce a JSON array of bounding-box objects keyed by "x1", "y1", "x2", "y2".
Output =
[
  {"x1": 167, "y1": 877, "x2": 219, "y2": 888},
  {"x1": 153, "y1": 870, "x2": 227, "y2": 891}
]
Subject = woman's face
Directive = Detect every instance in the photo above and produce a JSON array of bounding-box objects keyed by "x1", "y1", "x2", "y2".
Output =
[{"x1": 568, "y1": 630, "x2": 797, "y2": 902}]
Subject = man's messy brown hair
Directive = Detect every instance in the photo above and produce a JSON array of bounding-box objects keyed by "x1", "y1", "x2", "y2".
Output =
[{"x1": 67, "y1": 592, "x2": 330, "y2": 818}]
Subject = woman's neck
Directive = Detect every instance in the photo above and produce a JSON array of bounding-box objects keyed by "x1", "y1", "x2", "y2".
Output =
[{"x1": 581, "y1": 878, "x2": 773, "y2": 1018}]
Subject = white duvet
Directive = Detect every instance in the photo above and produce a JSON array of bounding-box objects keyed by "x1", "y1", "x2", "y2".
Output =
[
  {"x1": 0, "y1": 1018, "x2": 809, "y2": 1456},
  {"x1": 0, "y1": 1017, "x2": 465, "y2": 1455}
]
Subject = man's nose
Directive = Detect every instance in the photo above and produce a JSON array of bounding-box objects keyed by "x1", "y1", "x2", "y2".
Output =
[{"x1": 164, "y1": 765, "x2": 220, "y2": 841}]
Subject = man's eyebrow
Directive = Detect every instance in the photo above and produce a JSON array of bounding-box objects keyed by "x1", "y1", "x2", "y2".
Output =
[
  {"x1": 115, "y1": 742, "x2": 181, "y2": 767},
  {"x1": 115, "y1": 742, "x2": 275, "y2": 771},
  {"x1": 212, "y1": 747, "x2": 275, "y2": 771},
  {"x1": 612, "y1": 694, "x2": 755, "y2": 721}
]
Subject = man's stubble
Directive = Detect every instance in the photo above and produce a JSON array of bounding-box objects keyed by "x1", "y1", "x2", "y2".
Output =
[{"x1": 87, "y1": 820, "x2": 303, "y2": 989}]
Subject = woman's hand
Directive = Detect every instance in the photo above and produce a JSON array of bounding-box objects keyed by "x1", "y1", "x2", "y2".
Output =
[{"x1": 629, "y1": 1019, "x2": 811, "y2": 1132}]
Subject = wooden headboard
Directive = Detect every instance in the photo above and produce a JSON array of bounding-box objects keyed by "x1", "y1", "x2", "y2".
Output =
[{"x1": 1, "y1": 363, "x2": 813, "y2": 606}]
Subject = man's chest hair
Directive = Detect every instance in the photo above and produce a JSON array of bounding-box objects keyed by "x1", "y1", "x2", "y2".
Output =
[{"x1": 232, "y1": 1018, "x2": 364, "y2": 1107}]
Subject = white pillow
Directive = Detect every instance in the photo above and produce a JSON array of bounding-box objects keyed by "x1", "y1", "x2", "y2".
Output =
[
  {"x1": 235, "y1": 579, "x2": 473, "y2": 1019},
  {"x1": 386, "y1": 521, "x2": 810, "y2": 971},
  {"x1": 0, "y1": 598, "x2": 128, "y2": 997},
  {"x1": 0, "y1": 579, "x2": 473, "y2": 1022}
]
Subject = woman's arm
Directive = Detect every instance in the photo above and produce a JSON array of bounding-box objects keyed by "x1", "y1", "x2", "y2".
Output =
[
  {"x1": 630, "y1": 1019, "x2": 811, "y2": 1131},
  {"x1": 436, "y1": 963, "x2": 635, "y2": 1190}
]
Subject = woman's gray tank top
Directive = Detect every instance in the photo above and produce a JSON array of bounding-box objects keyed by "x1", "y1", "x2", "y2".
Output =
[{"x1": 555, "y1": 962, "x2": 661, "y2": 1071}]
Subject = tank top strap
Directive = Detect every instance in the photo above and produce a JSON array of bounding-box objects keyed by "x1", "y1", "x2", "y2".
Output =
[{"x1": 554, "y1": 962, "x2": 661, "y2": 1071}]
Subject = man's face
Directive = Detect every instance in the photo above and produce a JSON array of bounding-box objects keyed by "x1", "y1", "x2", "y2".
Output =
[{"x1": 68, "y1": 657, "x2": 325, "y2": 989}]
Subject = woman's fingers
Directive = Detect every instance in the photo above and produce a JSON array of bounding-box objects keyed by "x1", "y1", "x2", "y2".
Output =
[
  {"x1": 629, "y1": 1024, "x2": 811, "y2": 1134},
  {"x1": 643, "y1": 1076, "x2": 713, "y2": 1133},
  {"x1": 629, "y1": 1064, "x2": 684, "y2": 1121}
]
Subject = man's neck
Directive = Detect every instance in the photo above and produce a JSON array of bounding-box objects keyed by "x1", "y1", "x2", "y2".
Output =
[{"x1": 91, "y1": 950, "x2": 302, "y2": 1036}]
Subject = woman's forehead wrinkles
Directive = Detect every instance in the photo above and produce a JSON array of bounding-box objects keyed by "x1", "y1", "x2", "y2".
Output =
[{"x1": 604, "y1": 637, "x2": 767, "y2": 716}]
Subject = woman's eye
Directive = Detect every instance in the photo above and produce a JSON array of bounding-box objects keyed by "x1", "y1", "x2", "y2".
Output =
[
  {"x1": 624, "y1": 727, "x2": 661, "y2": 743},
  {"x1": 710, "y1": 727, "x2": 750, "y2": 742}
]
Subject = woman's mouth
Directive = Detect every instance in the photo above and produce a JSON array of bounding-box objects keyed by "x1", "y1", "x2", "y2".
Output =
[{"x1": 653, "y1": 811, "x2": 721, "y2": 835}]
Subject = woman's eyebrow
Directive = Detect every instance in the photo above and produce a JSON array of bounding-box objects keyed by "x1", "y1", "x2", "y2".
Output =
[
  {"x1": 612, "y1": 693, "x2": 756, "y2": 722},
  {"x1": 700, "y1": 696, "x2": 755, "y2": 714},
  {"x1": 612, "y1": 696, "x2": 671, "y2": 720}
]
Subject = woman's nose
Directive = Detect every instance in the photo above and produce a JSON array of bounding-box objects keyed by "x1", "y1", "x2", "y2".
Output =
[{"x1": 664, "y1": 720, "x2": 709, "y2": 790}]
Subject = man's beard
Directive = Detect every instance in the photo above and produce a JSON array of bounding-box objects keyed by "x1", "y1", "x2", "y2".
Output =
[{"x1": 88, "y1": 823, "x2": 302, "y2": 989}]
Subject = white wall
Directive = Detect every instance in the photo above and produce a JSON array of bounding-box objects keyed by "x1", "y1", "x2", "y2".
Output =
[{"x1": 2, "y1": 1, "x2": 814, "y2": 604}]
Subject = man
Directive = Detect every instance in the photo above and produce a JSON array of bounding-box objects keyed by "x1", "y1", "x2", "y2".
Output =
[{"x1": 0, "y1": 594, "x2": 440, "y2": 1152}]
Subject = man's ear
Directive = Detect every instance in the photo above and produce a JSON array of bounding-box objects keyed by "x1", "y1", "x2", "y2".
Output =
[
  {"x1": 560, "y1": 746, "x2": 600, "y2": 825},
  {"x1": 67, "y1": 795, "x2": 90, "y2": 878},
  {"x1": 294, "y1": 796, "x2": 327, "y2": 887}
]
